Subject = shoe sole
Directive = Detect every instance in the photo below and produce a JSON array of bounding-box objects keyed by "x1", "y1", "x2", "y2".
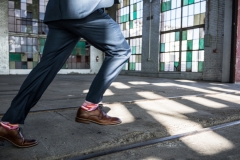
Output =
[
  {"x1": 75, "y1": 117, "x2": 121, "y2": 125},
  {"x1": 0, "y1": 136, "x2": 38, "y2": 148}
]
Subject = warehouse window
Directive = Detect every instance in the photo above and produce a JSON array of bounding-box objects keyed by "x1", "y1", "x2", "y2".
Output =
[
  {"x1": 8, "y1": 0, "x2": 90, "y2": 69},
  {"x1": 116, "y1": 0, "x2": 143, "y2": 71},
  {"x1": 159, "y1": 0, "x2": 206, "y2": 72}
]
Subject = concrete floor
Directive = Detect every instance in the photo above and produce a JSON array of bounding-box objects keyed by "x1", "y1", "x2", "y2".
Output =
[
  {"x1": 92, "y1": 123, "x2": 240, "y2": 160},
  {"x1": 1, "y1": 75, "x2": 240, "y2": 160}
]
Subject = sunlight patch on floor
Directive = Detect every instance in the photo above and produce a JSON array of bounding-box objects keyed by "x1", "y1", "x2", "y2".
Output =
[
  {"x1": 107, "y1": 103, "x2": 135, "y2": 124},
  {"x1": 103, "y1": 89, "x2": 115, "y2": 96},
  {"x1": 209, "y1": 87, "x2": 240, "y2": 93},
  {"x1": 152, "y1": 83, "x2": 218, "y2": 94},
  {"x1": 136, "y1": 100, "x2": 235, "y2": 156},
  {"x1": 183, "y1": 97, "x2": 228, "y2": 109},
  {"x1": 83, "y1": 89, "x2": 89, "y2": 93},
  {"x1": 128, "y1": 81, "x2": 150, "y2": 85},
  {"x1": 206, "y1": 94, "x2": 240, "y2": 105},
  {"x1": 142, "y1": 157, "x2": 163, "y2": 160},
  {"x1": 181, "y1": 131, "x2": 234, "y2": 155},
  {"x1": 137, "y1": 91, "x2": 165, "y2": 99},
  {"x1": 111, "y1": 82, "x2": 131, "y2": 89},
  {"x1": 209, "y1": 83, "x2": 229, "y2": 86},
  {"x1": 136, "y1": 100, "x2": 197, "y2": 115},
  {"x1": 175, "y1": 80, "x2": 196, "y2": 83}
]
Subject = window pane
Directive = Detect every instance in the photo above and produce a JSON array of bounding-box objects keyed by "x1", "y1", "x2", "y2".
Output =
[{"x1": 159, "y1": 0, "x2": 206, "y2": 73}]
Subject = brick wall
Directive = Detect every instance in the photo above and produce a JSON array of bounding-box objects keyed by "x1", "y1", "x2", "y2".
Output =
[
  {"x1": 0, "y1": 0, "x2": 9, "y2": 74},
  {"x1": 203, "y1": 0, "x2": 225, "y2": 81},
  {"x1": 235, "y1": 0, "x2": 240, "y2": 82}
]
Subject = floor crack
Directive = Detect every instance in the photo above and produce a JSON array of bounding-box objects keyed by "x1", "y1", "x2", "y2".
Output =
[{"x1": 54, "y1": 111, "x2": 72, "y2": 121}]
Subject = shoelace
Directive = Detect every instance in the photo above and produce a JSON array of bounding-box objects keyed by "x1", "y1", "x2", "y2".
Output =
[
  {"x1": 98, "y1": 105, "x2": 108, "y2": 118},
  {"x1": 18, "y1": 128, "x2": 25, "y2": 142}
]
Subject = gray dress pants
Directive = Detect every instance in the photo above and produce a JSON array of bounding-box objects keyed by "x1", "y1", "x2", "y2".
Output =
[{"x1": 2, "y1": 9, "x2": 131, "y2": 124}]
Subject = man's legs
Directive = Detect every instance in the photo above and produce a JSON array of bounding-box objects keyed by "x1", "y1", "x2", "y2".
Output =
[
  {"x1": 84, "y1": 12, "x2": 131, "y2": 104},
  {"x1": 60, "y1": 9, "x2": 131, "y2": 104},
  {"x1": 1, "y1": 22, "x2": 80, "y2": 124},
  {"x1": 57, "y1": 9, "x2": 131, "y2": 124},
  {"x1": 0, "y1": 8, "x2": 131, "y2": 147},
  {"x1": 0, "y1": 22, "x2": 80, "y2": 148},
  {"x1": 2, "y1": 9, "x2": 130, "y2": 125}
]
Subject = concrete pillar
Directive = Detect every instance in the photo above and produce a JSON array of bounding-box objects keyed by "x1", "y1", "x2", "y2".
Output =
[
  {"x1": 222, "y1": 0, "x2": 233, "y2": 82},
  {"x1": 0, "y1": 0, "x2": 9, "y2": 75},
  {"x1": 203, "y1": 0, "x2": 225, "y2": 81},
  {"x1": 141, "y1": 0, "x2": 160, "y2": 73},
  {"x1": 90, "y1": 46, "x2": 104, "y2": 74}
]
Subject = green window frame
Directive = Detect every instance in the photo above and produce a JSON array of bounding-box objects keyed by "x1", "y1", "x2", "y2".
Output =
[
  {"x1": 117, "y1": 0, "x2": 143, "y2": 71},
  {"x1": 159, "y1": 0, "x2": 206, "y2": 72}
]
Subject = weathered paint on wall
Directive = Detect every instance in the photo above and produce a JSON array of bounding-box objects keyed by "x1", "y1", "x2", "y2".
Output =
[
  {"x1": 235, "y1": 0, "x2": 240, "y2": 82},
  {"x1": 0, "y1": 0, "x2": 9, "y2": 74}
]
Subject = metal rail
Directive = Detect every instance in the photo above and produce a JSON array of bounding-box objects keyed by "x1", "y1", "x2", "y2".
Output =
[{"x1": 70, "y1": 120, "x2": 240, "y2": 160}]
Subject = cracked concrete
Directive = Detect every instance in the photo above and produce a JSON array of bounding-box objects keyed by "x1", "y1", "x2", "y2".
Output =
[
  {"x1": 1, "y1": 75, "x2": 240, "y2": 159},
  {"x1": 93, "y1": 124, "x2": 240, "y2": 160}
]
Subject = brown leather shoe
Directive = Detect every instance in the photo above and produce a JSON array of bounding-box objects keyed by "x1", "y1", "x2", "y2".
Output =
[
  {"x1": 75, "y1": 106, "x2": 122, "y2": 125},
  {"x1": 0, "y1": 124, "x2": 38, "y2": 148}
]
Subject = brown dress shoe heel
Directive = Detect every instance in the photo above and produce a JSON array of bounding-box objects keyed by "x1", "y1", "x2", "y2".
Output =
[
  {"x1": 75, "y1": 106, "x2": 122, "y2": 125},
  {"x1": 0, "y1": 124, "x2": 38, "y2": 148},
  {"x1": 75, "y1": 118, "x2": 90, "y2": 124}
]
